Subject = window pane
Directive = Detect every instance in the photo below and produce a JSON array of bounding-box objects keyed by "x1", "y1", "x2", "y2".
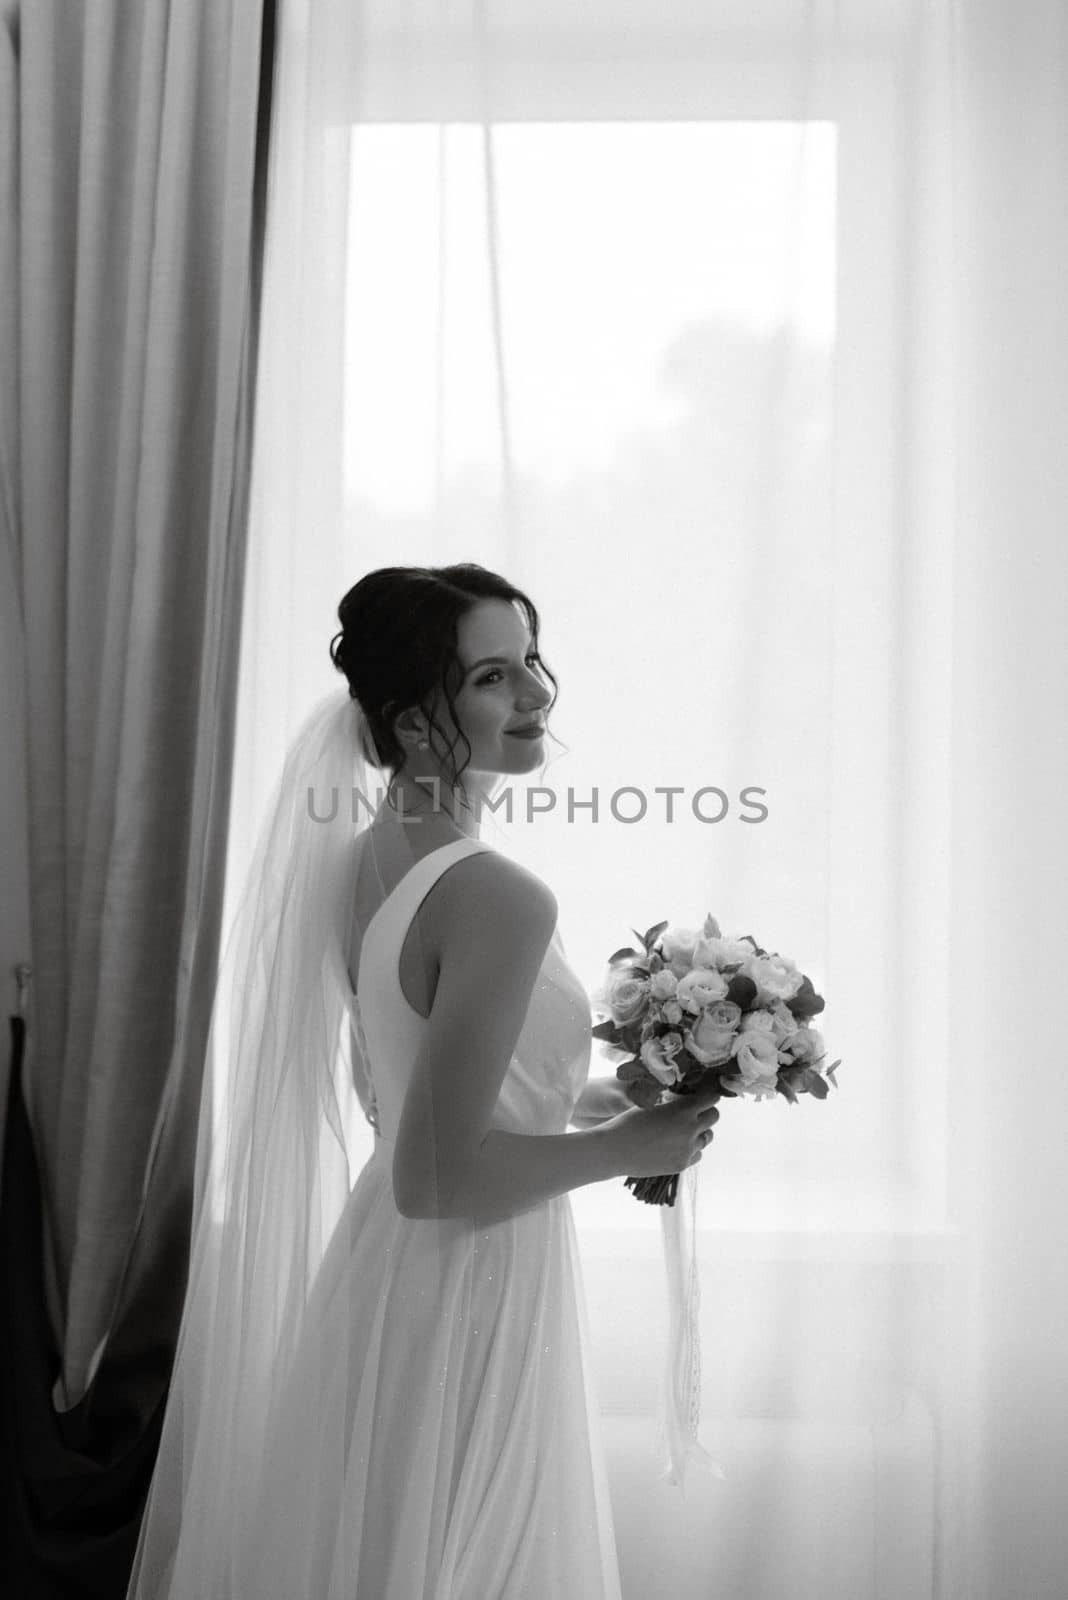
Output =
[
  {"x1": 343, "y1": 122, "x2": 883, "y2": 1234},
  {"x1": 345, "y1": 121, "x2": 834, "y2": 516}
]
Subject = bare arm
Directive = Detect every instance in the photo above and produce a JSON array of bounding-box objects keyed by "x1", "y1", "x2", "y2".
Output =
[
  {"x1": 391, "y1": 854, "x2": 628, "y2": 1223},
  {"x1": 568, "y1": 1074, "x2": 634, "y2": 1130},
  {"x1": 435, "y1": 1124, "x2": 623, "y2": 1225}
]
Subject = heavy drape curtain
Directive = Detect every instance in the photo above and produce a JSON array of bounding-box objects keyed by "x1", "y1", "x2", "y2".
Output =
[
  {"x1": 0, "y1": 0, "x2": 272, "y2": 1591},
  {"x1": 236, "y1": 0, "x2": 1068, "y2": 1596}
]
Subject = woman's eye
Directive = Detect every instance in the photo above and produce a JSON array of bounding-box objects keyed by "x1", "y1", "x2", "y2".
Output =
[{"x1": 479, "y1": 654, "x2": 542, "y2": 686}]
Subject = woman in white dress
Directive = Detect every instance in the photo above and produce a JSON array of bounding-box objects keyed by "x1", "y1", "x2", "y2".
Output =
[{"x1": 126, "y1": 563, "x2": 719, "y2": 1600}]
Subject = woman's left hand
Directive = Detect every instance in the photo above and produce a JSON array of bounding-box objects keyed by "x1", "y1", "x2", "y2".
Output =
[{"x1": 569, "y1": 1075, "x2": 635, "y2": 1129}]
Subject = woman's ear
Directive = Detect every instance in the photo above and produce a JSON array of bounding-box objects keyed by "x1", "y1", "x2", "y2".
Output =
[{"x1": 391, "y1": 704, "x2": 427, "y2": 751}]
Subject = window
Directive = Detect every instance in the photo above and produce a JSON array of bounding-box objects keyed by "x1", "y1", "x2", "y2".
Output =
[{"x1": 337, "y1": 3, "x2": 947, "y2": 1236}]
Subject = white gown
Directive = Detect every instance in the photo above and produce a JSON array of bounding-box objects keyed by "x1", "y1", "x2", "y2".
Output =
[{"x1": 232, "y1": 835, "x2": 624, "y2": 1599}]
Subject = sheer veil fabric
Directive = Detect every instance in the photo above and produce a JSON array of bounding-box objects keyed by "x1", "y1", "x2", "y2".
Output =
[{"x1": 126, "y1": 688, "x2": 383, "y2": 1596}]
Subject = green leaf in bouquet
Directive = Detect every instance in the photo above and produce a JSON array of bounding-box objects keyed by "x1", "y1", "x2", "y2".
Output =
[
  {"x1": 799, "y1": 1067, "x2": 829, "y2": 1099},
  {"x1": 777, "y1": 1079, "x2": 800, "y2": 1105},
  {"x1": 825, "y1": 1058, "x2": 841, "y2": 1088},
  {"x1": 726, "y1": 973, "x2": 757, "y2": 1009},
  {"x1": 642, "y1": 920, "x2": 669, "y2": 948},
  {"x1": 623, "y1": 1076, "x2": 662, "y2": 1110},
  {"x1": 590, "y1": 1019, "x2": 621, "y2": 1043},
  {"x1": 608, "y1": 946, "x2": 643, "y2": 965},
  {"x1": 786, "y1": 974, "x2": 826, "y2": 1020},
  {"x1": 738, "y1": 934, "x2": 765, "y2": 955},
  {"x1": 703, "y1": 914, "x2": 722, "y2": 939},
  {"x1": 614, "y1": 1057, "x2": 646, "y2": 1084},
  {"x1": 779, "y1": 1064, "x2": 806, "y2": 1089}
]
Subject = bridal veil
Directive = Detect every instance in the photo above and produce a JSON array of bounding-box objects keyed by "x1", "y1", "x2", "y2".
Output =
[{"x1": 126, "y1": 687, "x2": 380, "y2": 1597}]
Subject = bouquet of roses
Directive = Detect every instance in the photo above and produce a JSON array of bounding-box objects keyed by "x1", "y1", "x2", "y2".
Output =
[{"x1": 591, "y1": 913, "x2": 841, "y2": 1205}]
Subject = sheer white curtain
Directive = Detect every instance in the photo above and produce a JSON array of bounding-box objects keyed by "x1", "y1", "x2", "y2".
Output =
[{"x1": 233, "y1": 1, "x2": 1068, "y2": 1595}]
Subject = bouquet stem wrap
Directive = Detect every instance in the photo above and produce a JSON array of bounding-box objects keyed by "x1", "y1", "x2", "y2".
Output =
[
  {"x1": 594, "y1": 913, "x2": 839, "y2": 1492},
  {"x1": 655, "y1": 1162, "x2": 725, "y2": 1489}
]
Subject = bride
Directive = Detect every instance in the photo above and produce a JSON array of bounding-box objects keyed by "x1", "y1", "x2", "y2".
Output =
[{"x1": 126, "y1": 562, "x2": 719, "y2": 1599}]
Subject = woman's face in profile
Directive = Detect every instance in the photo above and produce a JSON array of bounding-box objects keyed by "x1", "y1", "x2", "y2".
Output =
[{"x1": 431, "y1": 597, "x2": 553, "y2": 779}]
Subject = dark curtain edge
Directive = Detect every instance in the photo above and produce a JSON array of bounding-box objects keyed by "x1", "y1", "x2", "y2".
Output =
[{"x1": 0, "y1": 0, "x2": 279, "y2": 1593}]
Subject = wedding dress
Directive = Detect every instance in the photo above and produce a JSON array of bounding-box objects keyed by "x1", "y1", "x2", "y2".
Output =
[
  {"x1": 124, "y1": 691, "x2": 630, "y2": 1599},
  {"x1": 227, "y1": 832, "x2": 624, "y2": 1598}
]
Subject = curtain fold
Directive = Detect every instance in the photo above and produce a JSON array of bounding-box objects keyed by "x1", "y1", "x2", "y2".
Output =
[
  {"x1": 946, "y1": 3, "x2": 1068, "y2": 1593},
  {"x1": 0, "y1": 0, "x2": 273, "y2": 1591},
  {"x1": 2, "y1": 1013, "x2": 170, "y2": 1599}
]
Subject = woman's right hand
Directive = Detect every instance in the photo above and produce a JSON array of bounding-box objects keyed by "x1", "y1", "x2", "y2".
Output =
[{"x1": 596, "y1": 1084, "x2": 721, "y2": 1177}]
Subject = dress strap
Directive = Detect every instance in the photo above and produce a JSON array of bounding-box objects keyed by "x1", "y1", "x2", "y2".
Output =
[
  {"x1": 350, "y1": 838, "x2": 493, "y2": 1134},
  {"x1": 376, "y1": 836, "x2": 493, "y2": 950}
]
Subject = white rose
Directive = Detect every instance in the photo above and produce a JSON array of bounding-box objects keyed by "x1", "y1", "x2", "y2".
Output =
[
  {"x1": 686, "y1": 1003, "x2": 740, "y2": 1066},
  {"x1": 593, "y1": 970, "x2": 650, "y2": 1025},
  {"x1": 675, "y1": 967, "x2": 730, "y2": 1014},
  {"x1": 693, "y1": 934, "x2": 755, "y2": 969},
  {"x1": 649, "y1": 969, "x2": 679, "y2": 1000},
  {"x1": 739, "y1": 1008, "x2": 777, "y2": 1035},
  {"x1": 768, "y1": 1000, "x2": 801, "y2": 1047},
  {"x1": 662, "y1": 999, "x2": 684, "y2": 1026},
  {"x1": 783, "y1": 1026, "x2": 825, "y2": 1066},
  {"x1": 730, "y1": 1031, "x2": 781, "y2": 1086},
  {"x1": 640, "y1": 1031, "x2": 685, "y2": 1086},
  {"x1": 742, "y1": 953, "x2": 804, "y2": 1003},
  {"x1": 722, "y1": 1031, "x2": 780, "y2": 1097},
  {"x1": 659, "y1": 926, "x2": 701, "y2": 977},
  {"x1": 690, "y1": 937, "x2": 720, "y2": 969}
]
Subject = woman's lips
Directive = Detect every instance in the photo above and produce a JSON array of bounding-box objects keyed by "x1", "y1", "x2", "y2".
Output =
[{"x1": 506, "y1": 726, "x2": 545, "y2": 739}]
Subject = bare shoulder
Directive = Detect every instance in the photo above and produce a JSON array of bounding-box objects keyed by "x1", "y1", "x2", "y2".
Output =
[
  {"x1": 433, "y1": 847, "x2": 557, "y2": 952},
  {"x1": 392, "y1": 848, "x2": 560, "y2": 1217}
]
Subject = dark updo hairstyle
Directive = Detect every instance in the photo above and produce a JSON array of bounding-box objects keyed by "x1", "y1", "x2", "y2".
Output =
[{"x1": 330, "y1": 563, "x2": 560, "y2": 808}]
